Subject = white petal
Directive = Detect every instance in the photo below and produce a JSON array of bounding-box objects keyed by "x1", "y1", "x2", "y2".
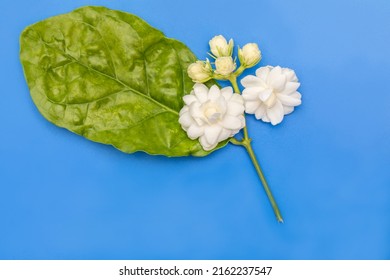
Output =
[
  {"x1": 193, "y1": 83, "x2": 208, "y2": 91},
  {"x1": 189, "y1": 103, "x2": 202, "y2": 118},
  {"x1": 277, "y1": 93, "x2": 302, "y2": 106},
  {"x1": 221, "y1": 86, "x2": 233, "y2": 100},
  {"x1": 183, "y1": 94, "x2": 198, "y2": 105},
  {"x1": 178, "y1": 111, "x2": 192, "y2": 128},
  {"x1": 254, "y1": 104, "x2": 266, "y2": 120},
  {"x1": 255, "y1": 66, "x2": 272, "y2": 80},
  {"x1": 189, "y1": 103, "x2": 205, "y2": 126},
  {"x1": 269, "y1": 73, "x2": 286, "y2": 92},
  {"x1": 193, "y1": 84, "x2": 208, "y2": 103},
  {"x1": 266, "y1": 100, "x2": 284, "y2": 125},
  {"x1": 179, "y1": 106, "x2": 188, "y2": 115},
  {"x1": 261, "y1": 115, "x2": 270, "y2": 123},
  {"x1": 281, "y1": 82, "x2": 300, "y2": 95},
  {"x1": 204, "y1": 125, "x2": 222, "y2": 146},
  {"x1": 230, "y1": 94, "x2": 244, "y2": 105},
  {"x1": 199, "y1": 135, "x2": 217, "y2": 151},
  {"x1": 216, "y1": 96, "x2": 228, "y2": 115},
  {"x1": 242, "y1": 86, "x2": 264, "y2": 100},
  {"x1": 241, "y1": 75, "x2": 262, "y2": 88},
  {"x1": 208, "y1": 85, "x2": 221, "y2": 101},
  {"x1": 238, "y1": 115, "x2": 246, "y2": 127},
  {"x1": 282, "y1": 68, "x2": 298, "y2": 82},
  {"x1": 283, "y1": 105, "x2": 294, "y2": 115},
  {"x1": 258, "y1": 88, "x2": 273, "y2": 102},
  {"x1": 227, "y1": 101, "x2": 244, "y2": 116},
  {"x1": 187, "y1": 124, "x2": 204, "y2": 139},
  {"x1": 218, "y1": 128, "x2": 232, "y2": 142},
  {"x1": 221, "y1": 115, "x2": 244, "y2": 130},
  {"x1": 290, "y1": 91, "x2": 302, "y2": 99},
  {"x1": 267, "y1": 66, "x2": 282, "y2": 85},
  {"x1": 245, "y1": 100, "x2": 261, "y2": 114}
]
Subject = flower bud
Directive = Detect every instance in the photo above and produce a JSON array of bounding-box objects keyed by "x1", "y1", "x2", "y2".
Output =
[
  {"x1": 209, "y1": 35, "x2": 234, "y2": 57},
  {"x1": 215, "y1": 56, "x2": 236, "y2": 76},
  {"x1": 187, "y1": 60, "x2": 212, "y2": 83},
  {"x1": 238, "y1": 43, "x2": 261, "y2": 68}
]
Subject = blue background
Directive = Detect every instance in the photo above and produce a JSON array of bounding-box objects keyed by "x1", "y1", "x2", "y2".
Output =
[{"x1": 0, "y1": 0, "x2": 389, "y2": 259}]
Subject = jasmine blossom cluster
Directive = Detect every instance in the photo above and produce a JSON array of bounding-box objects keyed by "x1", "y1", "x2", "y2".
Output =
[
  {"x1": 187, "y1": 35, "x2": 261, "y2": 82},
  {"x1": 182, "y1": 35, "x2": 301, "y2": 151}
]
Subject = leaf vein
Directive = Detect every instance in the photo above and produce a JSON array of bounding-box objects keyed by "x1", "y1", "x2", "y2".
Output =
[
  {"x1": 74, "y1": 19, "x2": 118, "y2": 78},
  {"x1": 31, "y1": 32, "x2": 179, "y2": 115}
]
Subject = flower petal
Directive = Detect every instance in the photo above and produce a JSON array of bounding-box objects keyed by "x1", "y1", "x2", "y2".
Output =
[
  {"x1": 187, "y1": 124, "x2": 204, "y2": 139},
  {"x1": 267, "y1": 66, "x2": 282, "y2": 85},
  {"x1": 189, "y1": 102, "x2": 202, "y2": 118},
  {"x1": 179, "y1": 106, "x2": 188, "y2": 115},
  {"x1": 183, "y1": 94, "x2": 198, "y2": 105},
  {"x1": 266, "y1": 100, "x2": 284, "y2": 125},
  {"x1": 242, "y1": 86, "x2": 264, "y2": 100},
  {"x1": 216, "y1": 96, "x2": 228, "y2": 115},
  {"x1": 283, "y1": 105, "x2": 294, "y2": 115},
  {"x1": 277, "y1": 93, "x2": 302, "y2": 106},
  {"x1": 238, "y1": 115, "x2": 246, "y2": 127},
  {"x1": 230, "y1": 94, "x2": 244, "y2": 105},
  {"x1": 189, "y1": 103, "x2": 205, "y2": 126},
  {"x1": 269, "y1": 73, "x2": 286, "y2": 92},
  {"x1": 221, "y1": 86, "x2": 233, "y2": 100},
  {"x1": 282, "y1": 68, "x2": 298, "y2": 82},
  {"x1": 199, "y1": 135, "x2": 217, "y2": 151},
  {"x1": 193, "y1": 83, "x2": 208, "y2": 103},
  {"x1": 227, "y1": 101, "x2": 245, "y2": 116},
  {"x1": 241, "y1": 75, "x2": 262, "y2": 88},
  {"x1": 258, "y1": 88, "x2": 273, "y2": 102},
  {"x1": 245, "y1": 100, "x2": 261, "y2": 114},
  {"x1": 255, "y1": 66, "x2": 272, "y2": 80},
  {"x1": 178, "y1": 111, "x2": 192, "y2": 128},
  {"x1": 254, "y1": 104, "x2": 266, "y2": 120},
  {"x1": 221, "y1": 115, "x2": 244, "y2": 130},
  {"x1": 218, "y1": 128, "x2": 232, "y2": 142},
  {"x1": 208, "y1": 85, "x2": 221, "y2": 101},
  {"x1": 281, "y1": 82, "x2": 300, "y2": 95},
  {"x1": 262, "y1": 115, "x2": 270, "y2": 123},
  {"x1": 204, "y1": 125, "x2": 222, "y2": 146},
  {"x1": 290, "y1": 91, "x2": 302, "y2": 99}
]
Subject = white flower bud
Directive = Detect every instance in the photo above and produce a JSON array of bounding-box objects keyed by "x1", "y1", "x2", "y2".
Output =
[
  {"x1": 187, "y1": 60, "x2": 212, "y2": 83},
  {"x1": 238, "y1": 43, "x2": 261, "y2": 68},
  {"x1": 209, "y1": 35, "x2": 234, "y2": 57},
  {"x1": 215, "y1": 56, "x2": 236, "y2": 76}
]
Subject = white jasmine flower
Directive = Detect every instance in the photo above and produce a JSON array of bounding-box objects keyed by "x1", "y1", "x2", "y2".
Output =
[
  {"x1": 238, "y1": 43, "x2": 262, "y2": 67},
  {"x1": 179, "y1": 84, "x2": 245, "y2": 151},
  {"x1": 209, "y1": 35, "x2": 234, "y2": 57},
  {"x1": 187, "y1": 59, "x2": 212, "y2": 83},
  {"x1": 215, "y1": 56, "x2": 236, "y2": 76},
  {"x1": 241, "y1": 66, "x2": 301, "y2": 125}
]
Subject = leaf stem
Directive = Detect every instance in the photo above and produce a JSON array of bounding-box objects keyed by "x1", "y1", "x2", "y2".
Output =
[{"x1": 228, "y1": 76, "x2": 284, "y2": 223}]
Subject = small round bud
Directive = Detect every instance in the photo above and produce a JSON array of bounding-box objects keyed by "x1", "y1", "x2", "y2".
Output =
[
  {"x1": 238, "y1": 43, "x2": 262, "y2": 68},
  {"x1": 209, "y1": 35, "x2": 234, "y2": 57},
  {"x1": 187, "y1": 60, "x2": 212, "y2": 83},
  {"x1": 215, "y1": 56, "x2": 236, "y2": 76}
]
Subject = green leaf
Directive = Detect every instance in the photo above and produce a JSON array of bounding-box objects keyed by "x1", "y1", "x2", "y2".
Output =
[{"x1": 20, "y1": 6, "x2": 228, "y2": 157}]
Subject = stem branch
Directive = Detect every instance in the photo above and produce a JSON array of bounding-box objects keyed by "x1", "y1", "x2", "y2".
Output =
[
  {"x1": 244, "y1": 140, "x2": 283, "y2": 223},
  {"x1": 229, "y1": 75, "x2": 283, "y2": 223}
]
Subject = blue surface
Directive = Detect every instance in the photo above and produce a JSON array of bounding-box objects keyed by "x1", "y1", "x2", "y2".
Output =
[{"x1": 0, "y1": 0, "x2": 389, "y2": 259}]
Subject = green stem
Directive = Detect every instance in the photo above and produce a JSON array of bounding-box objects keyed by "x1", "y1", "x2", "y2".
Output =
[
  {"x1": 234, "y1": 65, "x2": 246, "y2": 77},
  {"x1": 228, "y1": 76, "x2": 284, "y2": 223}
]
